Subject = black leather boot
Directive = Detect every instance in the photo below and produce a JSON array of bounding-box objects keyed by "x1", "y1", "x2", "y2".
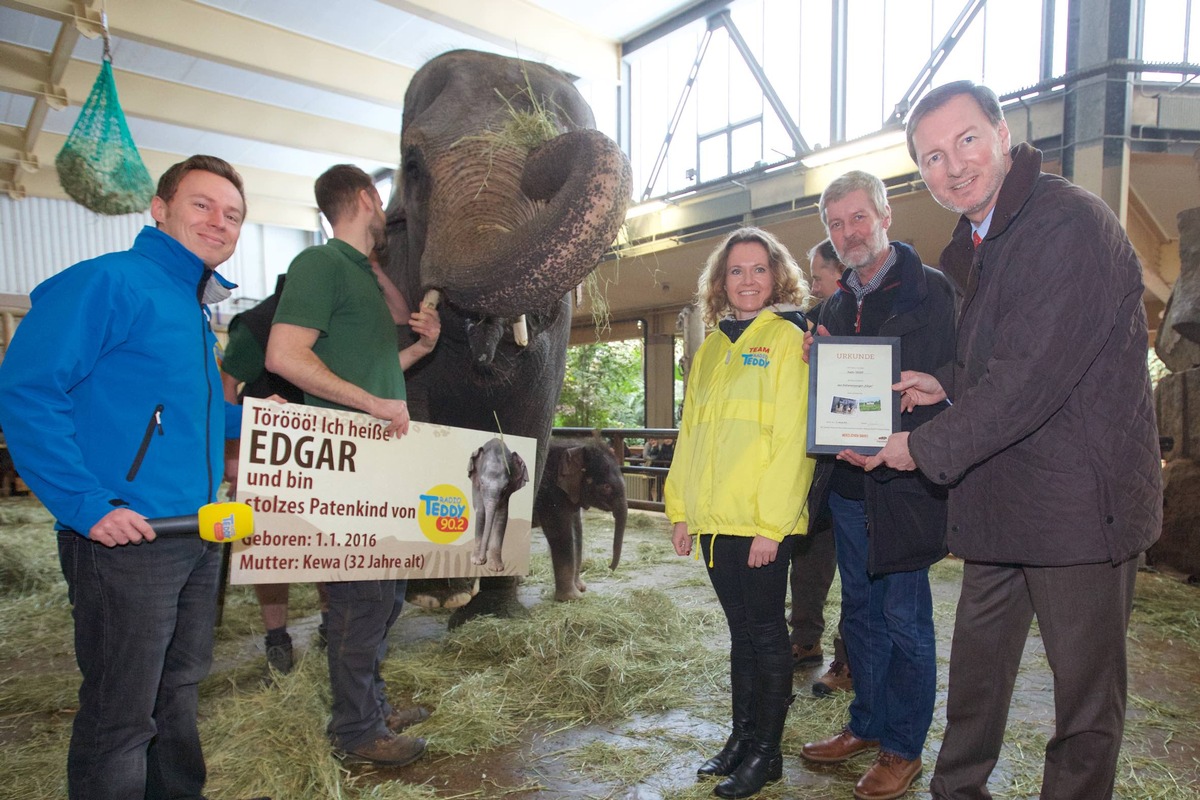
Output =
[
  {"x1": 697, "y1": 656, "x2": 756, "y2": 777},
  {"x1": 713, "y1": 668, "x2": 795, "y2": 798}
]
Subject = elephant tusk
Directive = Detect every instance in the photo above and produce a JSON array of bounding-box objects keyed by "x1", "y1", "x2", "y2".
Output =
[
  {"x1": 421, "y1": 289, "x2": 441, "y2": 309},
  {"x1": 512, "y1": 315, "x2": 529, "y2": 347}
]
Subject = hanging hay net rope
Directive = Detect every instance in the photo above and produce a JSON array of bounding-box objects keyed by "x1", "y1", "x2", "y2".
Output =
[{"x1": 55, "y1": 47, "x2": 154, "y2": 215}]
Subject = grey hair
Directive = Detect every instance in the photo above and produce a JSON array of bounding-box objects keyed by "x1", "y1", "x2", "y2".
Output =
[{"x1": 819, "y1": 170, "x2": 888, "y2": 227}]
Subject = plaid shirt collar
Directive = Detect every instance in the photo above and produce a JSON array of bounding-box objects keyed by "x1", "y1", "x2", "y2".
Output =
[{"x1": 844, "y1": 244, "x2": 897, "y2": 300}]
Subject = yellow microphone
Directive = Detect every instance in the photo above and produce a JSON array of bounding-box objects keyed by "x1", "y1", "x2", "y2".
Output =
[{"x1": 149, "y1": 502, "x2": 255, "y2": 542}]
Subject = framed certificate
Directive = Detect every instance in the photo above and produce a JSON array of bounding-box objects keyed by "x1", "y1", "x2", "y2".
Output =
[{"x1": 807, "y1": 336, "x2": 901, "y2": 455}]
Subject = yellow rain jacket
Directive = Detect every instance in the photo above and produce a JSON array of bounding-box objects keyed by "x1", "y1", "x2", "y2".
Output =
[{"x1": 665, "y1": 307, "x2": 816, "y2": 544}]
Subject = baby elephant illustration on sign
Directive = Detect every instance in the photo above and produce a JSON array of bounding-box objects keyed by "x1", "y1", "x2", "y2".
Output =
[{"x1": 468, "y1": 438, "x2": 529, "y2": 572}]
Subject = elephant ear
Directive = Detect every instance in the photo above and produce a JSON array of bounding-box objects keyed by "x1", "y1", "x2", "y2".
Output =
[
  {"x1": 508, "y1": 451, "x2": 529, "y2": 493},
  {"x1": 467, "y1": 446, "x2": 484, "y2": 481},
  {"x1": 556, "y1": 447, "x2": 584, "y2": 505}
]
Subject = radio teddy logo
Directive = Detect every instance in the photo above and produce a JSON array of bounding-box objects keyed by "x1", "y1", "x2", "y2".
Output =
[
  {"x1": 417, "y1": 484, "x2": 471, "y2": 544},
  {"x1": 741, "y1": 345, "x2": 770, "y2": 368}
]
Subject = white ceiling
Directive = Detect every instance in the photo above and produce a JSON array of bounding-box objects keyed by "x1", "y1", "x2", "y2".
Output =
[{"x1": 0, "y1": 0, "x2": 702, "y2": 228}]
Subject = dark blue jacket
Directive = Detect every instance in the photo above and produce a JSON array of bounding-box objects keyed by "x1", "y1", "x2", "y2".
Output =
[
  {"x1": 806, "y1": 241, "x2": 956, "y2": 574},
  {"x1": 0, "y1": 226, "x2": 236, "y2": 534}
]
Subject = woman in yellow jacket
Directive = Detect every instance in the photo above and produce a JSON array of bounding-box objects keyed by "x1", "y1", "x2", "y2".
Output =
[{"x1": 666, "y1": 227, "x2": 816, "y2": 799}]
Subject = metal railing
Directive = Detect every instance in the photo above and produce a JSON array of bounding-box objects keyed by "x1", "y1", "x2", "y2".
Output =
[{"x1": 551, "y1": 427, "x2": 679, "y2": 512}]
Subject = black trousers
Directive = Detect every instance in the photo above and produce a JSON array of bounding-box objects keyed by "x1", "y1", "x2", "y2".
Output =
[{"x1": 702, "y1": 534, "x2": 795, "y2": 678}]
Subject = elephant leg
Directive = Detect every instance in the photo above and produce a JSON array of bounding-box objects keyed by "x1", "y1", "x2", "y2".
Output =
[
  {"x1": 546, "y1": 511, "x2": 583, "y2": 602},
  {"x1": 447, "y1": 576, "x2": 525, "y2": 629},
  {"x1": 572, "y1": 508, "x2": 587, "y2": 594},
  {"x1": 470, "y1": 488, "x2": 488, "y2": 565},
  {"x1": 485, "y1": 502, "x2": 510, "y2": 572}
]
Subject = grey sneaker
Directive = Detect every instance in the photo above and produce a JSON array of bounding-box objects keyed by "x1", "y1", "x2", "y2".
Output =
[
  {"x1": 337, "y1": 733, "x2": 426, "y2": 766},
  {"x1": 265, "y1": 641, "x2": 294, "y2": 675}
]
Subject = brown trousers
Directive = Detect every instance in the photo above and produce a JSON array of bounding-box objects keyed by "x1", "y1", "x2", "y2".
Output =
[
  {"x1": 930, "y1": 556, "x2": 1138, "y2": 800},
  {"x1": 788, "y1": 524, "x2": 846, "y2": 662}
]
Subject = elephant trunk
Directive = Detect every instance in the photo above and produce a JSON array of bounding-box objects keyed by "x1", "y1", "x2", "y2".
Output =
[
  {"x1": 428, "y1": 129, "x2": 631, "y2": 318},
  {"x1": 610, "y1": 499, "x2": 627, "y2": 571}
]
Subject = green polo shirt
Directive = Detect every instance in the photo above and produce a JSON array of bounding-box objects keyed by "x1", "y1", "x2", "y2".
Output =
[
  {"x1": 222, "y1": 317, "x2": 264, "y2": 384},
  {"x1": 273, "y1": 239, "x2": 405, "y2": 410}
]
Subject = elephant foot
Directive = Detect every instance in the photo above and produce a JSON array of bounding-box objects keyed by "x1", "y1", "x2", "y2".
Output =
[
  {"x1": 575, "y1": 578, "x2": 588, "y2": 593},
  {"x1": 486, "y1": 557, "x2": 506, "y2": 572},
  {"x1": 407, "y1": 593, "x2": 443, "y2": 610},
  {"x1": 441, "y1": 587, "x2": 477, "y2": 609},
  {"x1": 470, "y1": 554, "x2": 485, "y2": 566},
  {"x1": 554, "y1": 585, "x2": 585, "y2": 602},
  {"x1": 406, "y1": 577, "x2": 478, "y2": 610},
  {"x1": 448, "y1": 578, "x2": 526, "y2": 629}
]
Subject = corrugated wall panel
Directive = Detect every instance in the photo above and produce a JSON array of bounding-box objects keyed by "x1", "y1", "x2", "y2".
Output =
[{"x1": 0, "y1": 195, "x2": 312, "y2": 324}]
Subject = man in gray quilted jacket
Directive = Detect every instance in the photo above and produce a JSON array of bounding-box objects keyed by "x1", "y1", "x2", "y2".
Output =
[{"x1": 867, "y1": 81, "x2": 1162, "y2": 800}]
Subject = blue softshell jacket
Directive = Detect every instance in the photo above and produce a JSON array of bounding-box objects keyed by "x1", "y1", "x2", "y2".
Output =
[{"x1": 0, "y1": 226, "x2": 237, "y2": 535}]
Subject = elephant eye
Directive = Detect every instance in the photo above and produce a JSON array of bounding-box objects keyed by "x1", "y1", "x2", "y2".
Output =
[{"x1": 402, "y1": 148, "x2": 423, "y2": 183}]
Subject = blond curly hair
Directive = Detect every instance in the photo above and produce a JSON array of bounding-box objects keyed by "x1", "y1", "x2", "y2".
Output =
[{"x1": 696, "y1": 227, "x2": 808, "y2": 327}]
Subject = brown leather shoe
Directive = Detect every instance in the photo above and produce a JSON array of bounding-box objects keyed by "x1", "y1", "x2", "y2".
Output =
[
  {"x1": 336, "y1": 732, "x2": 426, "y2": 766},
  {"x1": 812, "y1": 659, "x2": 853, "y2": 696},
  {"x1": 854, "y1": 752, "x2": 922, "y2": 800},
  {"x1": 800, "y1": 728, "x2": 879, "y2": 763},
  {"x1": 385, "y1": 705, "x2": 430, "y2": 732},
  {"x1": 792, "y1": 642, "x2": 824, "y2": 668}
]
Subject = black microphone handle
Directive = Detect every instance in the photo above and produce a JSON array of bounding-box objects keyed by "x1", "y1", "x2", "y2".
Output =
[{"x1": 147, "y1": 515, "x2": 201, "y2": 537}]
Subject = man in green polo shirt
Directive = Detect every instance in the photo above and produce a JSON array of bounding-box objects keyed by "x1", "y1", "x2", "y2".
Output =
[{"x1": 266, "y1": 164, "x2": 439, "y2": 767}]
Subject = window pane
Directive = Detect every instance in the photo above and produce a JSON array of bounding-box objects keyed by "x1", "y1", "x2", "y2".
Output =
[
  {"x1": 845, "y1": 0, "x2": 886, "y2": 138},
  {"x1": 799, "y1": 0, "x2": 833, "y2": 147},
  {"x1": 699, "y1": 134, "x2": 728, "y2": 182},
  {"x1": 1141, "y1": 0, "x2": 1188, "y2": 81},
  {"x1": 697, "y1": 31, "x2": 731, "y2": 133},
  {"x1": 731, "y1": 121, "x2": 763, "y2": 173}
]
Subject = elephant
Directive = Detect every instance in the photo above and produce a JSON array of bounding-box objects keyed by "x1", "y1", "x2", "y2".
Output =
[
  {"x1": 533, "y1": 437, "x2": 628, "y2": 601},
  {"x1": 382, "y1": 50, "x2": 632, "y2": 624},
  {"x1": 468, "y1": 438, "x2": 529, "y2": 572}
]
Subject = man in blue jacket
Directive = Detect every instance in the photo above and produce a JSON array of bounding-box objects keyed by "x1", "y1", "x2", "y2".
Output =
[
  {"x1": 800, "y1": 170, "x2": 955, "y2": 800},
  {"x1": 0, "y1": 155, "x2": 247, "y2": 800}
]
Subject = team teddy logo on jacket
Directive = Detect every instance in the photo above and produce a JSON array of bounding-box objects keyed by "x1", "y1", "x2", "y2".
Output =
[{"x1": 741, "y1": 346, "x2": 771, "y2": 368}]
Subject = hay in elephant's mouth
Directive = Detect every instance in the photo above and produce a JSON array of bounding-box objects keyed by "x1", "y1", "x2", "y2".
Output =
[
  {"x1": 453, "y1": 87, "x2": 560, "y2": 161},
  {"x1": 493, "y1": 105, "x2": 560, "y2": 153}
]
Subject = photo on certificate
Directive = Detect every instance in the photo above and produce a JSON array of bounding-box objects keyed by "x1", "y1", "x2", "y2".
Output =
[{"x1": 807, "y1": 336, "x2": 901, "y2": 455}]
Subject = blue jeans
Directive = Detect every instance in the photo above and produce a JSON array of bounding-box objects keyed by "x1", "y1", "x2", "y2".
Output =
[
  {"x1": 57, "y1": 531, "x2": 220, "y2": 800},
  {"x1": 325, "y1": 578, "x2": 406, "y2": 750},
  {"x1": 829, "y1": 491, "x2": 936, "y2": 760}
]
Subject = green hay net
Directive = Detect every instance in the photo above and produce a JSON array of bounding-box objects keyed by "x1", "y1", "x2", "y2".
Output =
[{"x1": 55, "y1": 59, "x2": 154, "y2": 215}]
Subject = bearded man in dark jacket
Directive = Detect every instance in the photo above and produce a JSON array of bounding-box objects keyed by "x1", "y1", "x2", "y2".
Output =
[
  {"x1": 869, "y1": 81, "x2": 1162, "y2": 800},
  {"x1": 799, "y1": 170, "x2": 956, "y2": 800}
]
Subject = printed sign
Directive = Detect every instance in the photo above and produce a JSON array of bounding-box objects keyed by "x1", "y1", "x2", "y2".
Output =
[
  {"x1": 807, "y1": 336, "x2": 901, "y2": 455},
  {"x1": 229, "y1": 398, "x2": 535, "y2": 585}
]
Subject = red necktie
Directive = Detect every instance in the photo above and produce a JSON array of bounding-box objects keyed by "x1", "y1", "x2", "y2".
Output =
[{"x1": 972, "y1": 231, "x2": 982, "y2": 249}]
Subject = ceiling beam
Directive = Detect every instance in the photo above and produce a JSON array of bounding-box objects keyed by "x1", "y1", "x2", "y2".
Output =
[
  {"x1": 2, "y1": 124, "x2": 321, "y2": 229},
  {"x1": 0, "y1": 0, "x2": 415, "y2": 106},
  {"x1": 0, "y1": 41, "x2": 400, "y2": 164},
  {"x1": 380, "y1": 0, "x2": 620, "y2": 82}
]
